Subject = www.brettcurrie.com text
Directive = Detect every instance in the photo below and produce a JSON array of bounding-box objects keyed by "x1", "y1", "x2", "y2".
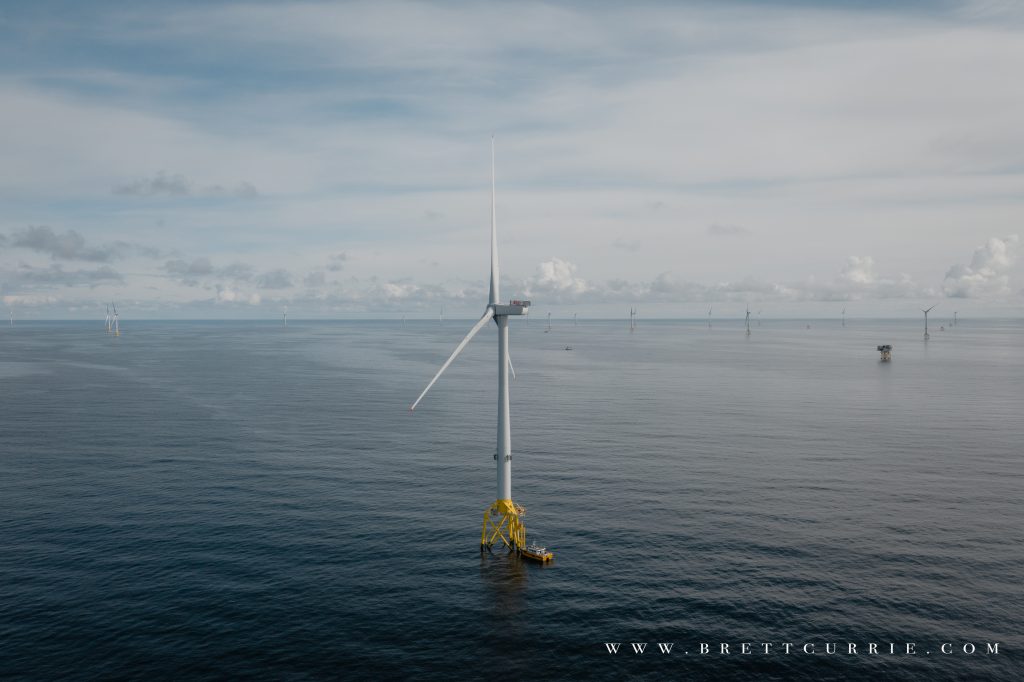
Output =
[{"x1": 603, "y1": 642, "x2": 1000, "y2": 656}]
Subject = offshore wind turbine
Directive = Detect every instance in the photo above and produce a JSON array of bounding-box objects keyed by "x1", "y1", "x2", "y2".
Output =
[
  {"x1": 922, "y1": 303, "x2": 937, "y2": 340},
  {"x1": 745, "y1": 306, "x2": 751, "y2": 336},
  {"x1": 409, "y1": 140, "x2": 543, "y2": 557},
  {"x1": 111, "y1": 302, "x2": 120, "y2": 336},
  {"x1": 707, "y1": 306, "x2": 712, "y2": 329},
  {"x1": 283, "y1": 306, "x2": 288, "y2": 327},
  {"x1": 105, "y1": 304, "x2": 111, "y2": 332},
  {"x1": 842, "y1": 308, "x2": 846, "y2": 328}
]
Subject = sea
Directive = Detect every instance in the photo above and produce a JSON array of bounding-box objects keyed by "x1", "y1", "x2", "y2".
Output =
[{"x1": 1, "y1": 318, "x2": 1021, "y2": 681}]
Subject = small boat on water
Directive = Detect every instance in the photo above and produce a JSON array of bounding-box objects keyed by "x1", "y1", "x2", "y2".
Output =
[{"x1": 521, "y1": 543, "x2": 554, "y2": 562}]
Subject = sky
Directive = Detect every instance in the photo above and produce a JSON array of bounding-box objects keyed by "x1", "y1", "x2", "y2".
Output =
[{"x1": 1, "y1": 0, "x2": 1022, "y2": 319}]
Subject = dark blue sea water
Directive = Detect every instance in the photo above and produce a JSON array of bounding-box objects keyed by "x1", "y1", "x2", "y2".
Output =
[{"x1": 1, "y1": 318, "x2": 1021, "y2": 680}]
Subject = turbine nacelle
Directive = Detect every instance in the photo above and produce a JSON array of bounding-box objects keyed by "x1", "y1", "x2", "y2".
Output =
[{"x1": 492, "y1": 300, "x2": 530, "y2": 317}]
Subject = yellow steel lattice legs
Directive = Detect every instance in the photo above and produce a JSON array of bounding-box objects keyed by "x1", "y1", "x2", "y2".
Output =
[{"x1": 480, "y1": 499, "x2": 526, "y2": 552}]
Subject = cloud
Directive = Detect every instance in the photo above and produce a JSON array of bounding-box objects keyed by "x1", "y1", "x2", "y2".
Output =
[
  {"x1": 942, "y1": 235, "x2": 1018, "y2": 298},
  {"x1": 10, "y1": 226, "x2": 112, "y2": 262},
  {"x1": 163, "y1": 258, "x2": 254, "y2": 285},
  {"x1": 219, "y1": 262, "x2": 255, "y2": 280},
  {"x1": 215, "y1": 285, "x2": 238, "y2": 303},
  {"x1": 165, "y1": 257, "x2": 215, "y2": 276},
  {"x1": 523, "y1": 258, "x2": 588, "y2": 301},
  {"x1": 256, "y1": 269, "x2": 293, "y2": 289},
  {"x1": 839, "y1": 256, "x2": 877, "y2": 284},
  {"x1": 304, "y1": 271, "x2": 326, "y2": 287},
  {"x1": 513, "y1": 254, "x2": 927, "y2": 306},
  {"x1": 113, "y1": 172, "x2": 259, "y2": 198},
  {"x1": 113, "y1": 171, "x2": 189, "y2": 196},
  {"x1": 707, "y1": 223, "x2": 749, "y2": 237},
  {"x1": 3, "y1": 293, "x2": 60, "y2": 306},
  {"x1": 611, "y1": 237, "x2": 642, "y2": 251},
  {"x1": 16, "y1": 263, "x2": 123, "y2": 286},
  {"x1": 327, "y1": 252, "x2": 349, "y2": 272}
]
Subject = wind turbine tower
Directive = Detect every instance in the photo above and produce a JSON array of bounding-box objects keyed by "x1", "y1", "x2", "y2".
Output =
[
  {"x1": 410, "y1": 140, "x2": 544, "y2": 558},
  {"x1": 283, "y1": 306, "x2": 288, "y2": 327},
  {"x1": 112, "y1": 302, "x2": 120, "y2": 336},
  {"x1": 954, "y1": 311, "x2": 958, "y2": 327},
  {"x1": 9, "y1": 309, "x2": 13, "y2": 327},
  {"x1": 922, "y1": 304, "x2": 937, "y2": 340},
  {"x1": 745, "y1": 306, "x2": 751, "y2": 336},
  {"x1": 842, "y1": 308, "x2": 846, "y2": 328},
  {"x1": 629, "y1": 307, "x2": 637, "y2": 332},
  {"x1": 707, "y1": 306, "x2": 712, "y2": 329},
  {"x1": 105, "y1": 305, "x2": 111, "y2": 332}
]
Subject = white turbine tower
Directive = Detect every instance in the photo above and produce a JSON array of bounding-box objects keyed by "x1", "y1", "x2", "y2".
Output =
[
  {"x1": 745, "y1": 306, "x2": 751, "y2": 336},
  {"x1": 9, "y1": 308, "x2": 13, "y2": 327},
  {"x1": 410, "y1": 140, "x2": 540, "y2": 557},
  {"x1": 707, "y1": 306, "x2": 712, "y2": 329},
  {"x1": 111, "y1": 302, "x2": 120, "y2": 336},
  {"x1": 105, "y1": 304, "x2": 111, "y2": 332},
  {"x1": 283, "y1": 306, "x2": 288, "y2": 327},
  {"x1": 922, "y1": 303, "x2": 937, "y2": 340}
]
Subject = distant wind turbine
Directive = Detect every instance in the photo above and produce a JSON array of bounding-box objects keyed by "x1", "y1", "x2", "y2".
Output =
[
  {"x1": 707, "y1": 306, "x2": 712, "y2": 329},
  {"x1": 922, "y1": 303, "x2": 938, "y2": 340},
  {"x1": 745, "y1": 306, "x2": 751, "y2": 336},
  {"x1": 105, "y1": 304, "x2": 111, "y2": 332},
  {"x1": 758, "y1": 309, "x2": 762, "y2": 326},
  {"x1": 409, "y1": 139, "x2": 546, "y2": 559},
  {"x1": 9, "y1": 308, "x2": 13, "y2": 327},
  {"x1": 112, "y1": 302, "x2": 120, "y2": 336},
  {"x1": 545, "y1": 311, "x2": 551, "y2": 333},
  {"x1": 283, "y1": 306, "x2": 288, "y2": 327},
  {"x1": 842, "y1": 307, "x2": 846, "y2": 328}
]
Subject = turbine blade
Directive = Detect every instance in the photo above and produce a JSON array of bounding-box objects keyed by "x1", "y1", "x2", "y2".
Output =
[
  {"x1": 410, "y1": 308, "x2": 495, "y2": 411},
  {"x1": 508, "y1": 354, "x2": 516, "y2": 381},
  {"x1": 488, "y1": 137, "x2": 499, "y2": 305}
]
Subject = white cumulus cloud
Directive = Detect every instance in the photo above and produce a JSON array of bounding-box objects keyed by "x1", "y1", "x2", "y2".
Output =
[
  {"x1": 942, "y1": 234, "x2": 1019, "y2": 298},
  {"x1": 525, "y1": 258, "x2": 588, "y2": 300}
]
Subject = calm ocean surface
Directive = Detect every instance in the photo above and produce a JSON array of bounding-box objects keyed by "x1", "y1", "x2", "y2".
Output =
[{"x1": 1, "y1": 318, "x2": 1021, "y2": 680}]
